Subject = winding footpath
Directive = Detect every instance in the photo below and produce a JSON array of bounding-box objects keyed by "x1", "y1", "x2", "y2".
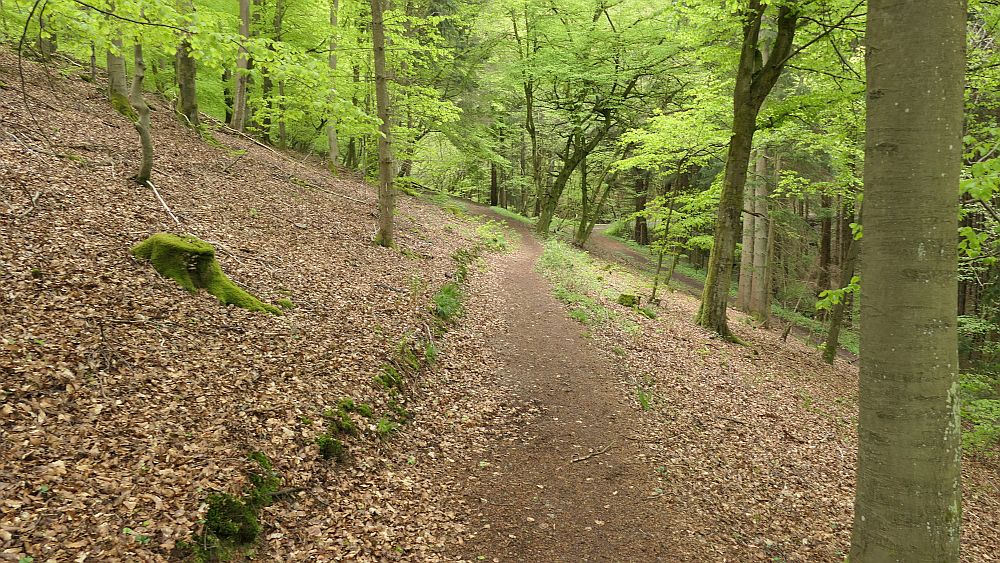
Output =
[{"x1": 451, "y1": 212, "x2": 682, "y2": 562}]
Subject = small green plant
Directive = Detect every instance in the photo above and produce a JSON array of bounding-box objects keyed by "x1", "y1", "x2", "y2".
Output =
[
  {"x1": 636, "y1": 386, "x2": 653, "y2": 411},
  {"x1": 376, "y1": 416, "x2": 401, "y2": 437},
  {"x1": 375, "y1": 364, "x2": 404, "y2": 391},
  {"x1": 316, "y1": 434, "x2": 347, "y2": 461},
  {"x1": 205, "y1": 493, "x2": 259, "y2": 544},
  {"x1": 433, "y1": 282, "x2": 464, "y2": 321},
  {"x1": 638, "y1": 306, "x2": 657, "y2": 319},
  {"x1": 276, "y1": 298, "x2": 296, "y2": 310},
  {"x1": 475, "y1": 220, "x2": 510, "y2": 251},
  {"x1": 569, "y1": 308, "x2": 590, "y2": 324},
  {"x1": 424, "y1": 339, "x2": 439, "y2": 365}
]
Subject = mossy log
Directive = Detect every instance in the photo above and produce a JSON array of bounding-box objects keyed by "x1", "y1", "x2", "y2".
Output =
[{"x1": 131, "y1": 233, "x2": 280, "y2": 314}]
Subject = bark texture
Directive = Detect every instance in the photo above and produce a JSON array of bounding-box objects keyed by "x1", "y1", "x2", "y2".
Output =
[
  {"x1": 230, "y1": 0, "x2": 251, "y2": 132},
  {"x1": 129, "y1": 42, "x2": 153, "y2": 186},
  {"x1": 371, "y1": 0, "x2": 395, "y2": 247},
  {"x1": 327, "y1": 0, "x2": 340, "y2": 169},
  {"x1": 850, "y1": 1, "x2": 965, "y2": 560},
  {"x1": 175, "y1": 0, "x2": 199, "y2": 129}
]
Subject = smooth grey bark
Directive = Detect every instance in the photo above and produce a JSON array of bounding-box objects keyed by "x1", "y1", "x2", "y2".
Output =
[
  {"x1": 371, "y1": 0, "x2": 394, "y2": 247},
  {"x1": 107, "y1": 37, "x2": 130, "y2": 117},
  {"x1": 175, "y1": 0, "x2": 198, "y2": 128},
  {"x1": 748, "y1": 149, "x2": 770, "y2": 321},
  {"x1": 230, "y1": 0, "x2": 250, "y2": 132},
  {"x1": 736, "y1": 155, "x2": 756, "y2": 311},
  {"x1": 129, "y1": 42, "x2": 153, "y2": 185},
  {"x1": 850, "y1": 1, "x2": 965, "y2": 560},
  {"x1": 327, "y1": 0, "x2": 340, "y2": 169}
]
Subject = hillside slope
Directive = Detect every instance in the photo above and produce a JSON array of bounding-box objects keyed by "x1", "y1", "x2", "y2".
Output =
[{"x1": 0, "y1": 52, "x2": 506, "y2": 560}]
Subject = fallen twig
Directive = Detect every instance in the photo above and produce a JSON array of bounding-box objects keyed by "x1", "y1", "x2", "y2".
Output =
[
  {"x1": 147, "y1": 180, "x2": 181, "y2": 227},
  {"x1": 571, "y1": 442, "x2": 615, "y2": 463}
]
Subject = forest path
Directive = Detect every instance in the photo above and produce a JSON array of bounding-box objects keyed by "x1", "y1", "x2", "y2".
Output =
[{"x1": 451, "y1": 207, "x2": 682, "y2": 562}]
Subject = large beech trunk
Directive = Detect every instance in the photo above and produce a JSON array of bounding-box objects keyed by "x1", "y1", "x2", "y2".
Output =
[{"x1": 850, "y1": 1, "x2": 964, "y2": 559}]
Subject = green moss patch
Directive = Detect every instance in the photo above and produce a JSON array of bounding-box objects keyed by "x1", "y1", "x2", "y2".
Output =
[
  {"x1": 179, "y1": 453, "x2": 282, "y2": 561},
  {"x1": 131, "y1": 233, "x2": 280, "y2": 315}
]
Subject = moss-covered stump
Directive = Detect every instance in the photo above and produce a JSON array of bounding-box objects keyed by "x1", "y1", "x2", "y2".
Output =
[
  {"x1": 131, "y1": 233, "x2": 280, "y2": 314},
  {"x1": 617, "y1": 294, "x2": 640, "y2": 307}
]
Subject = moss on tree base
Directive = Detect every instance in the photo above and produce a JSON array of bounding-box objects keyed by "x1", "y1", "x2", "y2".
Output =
[{"x1": 131, "y1": 233, "x2": 280, "y2": 315}]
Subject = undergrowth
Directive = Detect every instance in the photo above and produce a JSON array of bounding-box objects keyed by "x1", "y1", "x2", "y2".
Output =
[
  {"x1": 961, "y1": 372, "x2": 1000, "y2": 454},
  {"x1": 538, "y1": 240, "x2": 648, "y2": 331},
  {"x1": 177, "y1": 453, "x2": 281, "y2": 561}
]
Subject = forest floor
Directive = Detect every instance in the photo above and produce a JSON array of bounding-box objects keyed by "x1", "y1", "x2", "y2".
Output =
[{"x1": 1, "y1": 51, "x2": 998, "y2": 562}]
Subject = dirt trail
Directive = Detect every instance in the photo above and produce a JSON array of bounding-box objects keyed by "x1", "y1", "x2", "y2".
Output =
[{"x1": 451, "y1": 210, "x2": 682, "y2": 561}]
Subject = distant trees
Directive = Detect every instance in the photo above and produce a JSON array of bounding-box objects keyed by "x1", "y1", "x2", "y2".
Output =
[{"x1": 850, "y1": 0, "x2": 965, "y2": 559}]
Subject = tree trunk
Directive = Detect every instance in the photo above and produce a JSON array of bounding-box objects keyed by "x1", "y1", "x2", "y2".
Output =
[
  {"x1": 175, "y1": 0, "x2": 198, "y2": 128},
  {"x1": 107, "y1": 38, "x2": 130, "y2": 117},
  {"x1": 327, "y1": 0, "x2": 340, "y2": 169},
  {"x1": 850, "y1": 1, "x2": 964, "y2": 560},
  {"x1": 371, "y1": 0, "x2": 394, "y2": 247},
  {"x1": 823, "y1": 233, "x2": 858, "y2": 364},
  {"x1": 489, "y1": 160, "x2": 499, "y2": 206},
  {"x1": 736, "y1": 153, "x2": 756, "y2": 310},
  {"x1": 230, "y1": 0, "x2": 251, "y2": 132},
  {"x1": 129, "y1": 42, "x2": 153, "y2": 186},
  {"x1": 696, "y1": 3, "x2": 796, "y2": 338},
  {"x1": 818, "y1": 194, "x2": 833, "y2": 291},
  {"x1": 749, "y1": 149, "x2": 770, "y2": 321},
  {"x1": 633, "y1": 171, "x2": 650, "y2": 245}
]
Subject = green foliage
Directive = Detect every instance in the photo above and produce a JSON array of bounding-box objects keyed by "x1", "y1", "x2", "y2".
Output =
[
  {"x1": 316, "y1": 434, "x2": 347, "y2": 462},
  {"x1": 424, "y1": 193, "x2": 469, "y2": 217},
  {"x1": 538, "y1": 241, "x2": 613, "y2": 326},
  {"x1": 475, "y1": 220, "x2": 510, "y2": 252},
  {"x1": 375, "y1": 417, "x2": 401, "y2": 437},
  {"x1": 960, "y1": 372, "x2": 1000, "y2": 454},
  {"x1": 205, "y1": 493, "x2": 260, "y2": 545},
  {"x1": 489, "y1": 206, "x2": 534, "y2": 226},
  {"x1": 433, "y1": 282, "x2": 464, "y2": 321},
  {"x1": 816, "y1": 276, "x2": 861, "y2": 311},
  {"x1": 636, "y1": 386, "x2": 653, "y2": 411},
  {"x1": 131, "y1": 233, "x2": 280, "y2": 314},
  {"x1": 188, "y1": 452, "x2": 282, "y2": 560},
  {"x1": 276, "y1": 298, "x2": 296, "y2": 310}
]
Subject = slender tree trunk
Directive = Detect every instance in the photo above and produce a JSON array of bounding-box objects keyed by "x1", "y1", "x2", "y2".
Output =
[
  {"x1": 736, "y1": 153, "x2": 756, "y2": 310},
  {"x1": 696, "y1": 3, "x2": 796, "y2": 338},
  {"x1": 129, "y1": 42, "x2": 153, "y2": 186},
  {"x1": 749, "y1": 149, "x2": 770, "y2": 321},
  {"x1": 850, "y1": 1, "x2": 964, "y2": 559},
  {"x1": 175, "y1": 0, "x2": 198, "y2": 128},
  {"x1": 823, "y1": 233, "x2": 858, "y2": 364},
  {"x1": 490, "y1": 160, "x2": 499, "y2": 206},
  {"x1": 327, "y1": 0, "x2": 340, "y2": 169},
  {"x1": 633, "y1": 171, "x2": 650, "y2": 245},
  {"x1": 819, "y1": 194, "x2": 833, "y2": 291},
  {"x1": 107, "y1": 38, "x2": 131, "y2": 117},
  {"x1": 230, "y1": 0, "x2": 251, "y2": 132},
  {"x1": 371, "y1": 0, "x2": 394, "y2": 247}
]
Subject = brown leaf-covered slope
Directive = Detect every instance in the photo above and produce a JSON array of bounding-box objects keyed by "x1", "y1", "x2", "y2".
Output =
[{"x1": 0, "y1": 52, "x2": 509, "y2": 561}]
